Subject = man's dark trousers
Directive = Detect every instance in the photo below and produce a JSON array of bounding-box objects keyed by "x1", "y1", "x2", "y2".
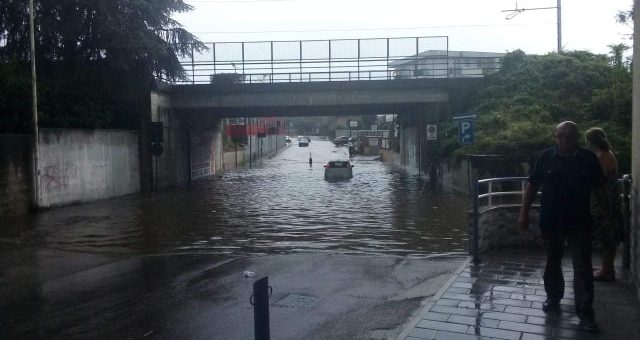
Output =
[{"x1": 542, "y1": 229, "x2": 594, "y2": 317}]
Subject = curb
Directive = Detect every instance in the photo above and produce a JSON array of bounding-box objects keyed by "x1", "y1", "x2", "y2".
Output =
[{"x1": 394, "y1": 256, "x2": 472, "y2": 340}]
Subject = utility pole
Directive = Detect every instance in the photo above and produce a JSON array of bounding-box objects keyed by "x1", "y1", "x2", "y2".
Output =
[
  {"x1": 502, "y1": 0, "x2": 562, "y2": 53},
  {"x1": 29, "y1": 0, "x2": 40, "y2": 209},
  {"x1": 557, "y1": 0, "x2": 562, "y2": 53}
]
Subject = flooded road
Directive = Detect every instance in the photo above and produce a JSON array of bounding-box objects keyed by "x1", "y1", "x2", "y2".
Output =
[
  {"x1": 3, "y1": 139, "x2": 469, "y2": 257},
  {"x1": 1, "y1": 138, "x2": 473, "y2": 339}
]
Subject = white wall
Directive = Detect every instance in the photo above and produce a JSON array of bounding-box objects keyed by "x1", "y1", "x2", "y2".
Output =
[{"x1": 38, "y1": 129, "x2": 140, "y2": 207}]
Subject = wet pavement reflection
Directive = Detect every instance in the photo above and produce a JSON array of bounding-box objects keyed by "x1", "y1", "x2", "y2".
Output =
[
  {"x1": 2, "y1": 139, "x2": 469, "y2": 257},
  {"x1": 399, "y1": 247, "x2": 640, "y2": 340}
]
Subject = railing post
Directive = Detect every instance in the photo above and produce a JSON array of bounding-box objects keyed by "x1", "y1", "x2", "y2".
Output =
[
  {"x1": 386, "y1": 38, "x2": 390, "y2": 79},
  {"x1": 212, "y1": 43, "x2": 216, "y2": 78},
  {"x1": 270, "y1": 41, "x2": 274, "y2": 83},
  {"x1": 487, "y1": 181, "x2": 493, "y2": 207},
  {"x1": 241, "y1": 42, "x2": 245, "y2": 83},
  {"x1": 357, "y1": 39, "x2": 360, "y2": 80},
  {"x1": 414, "y1": 37, "x2": 418, "y2": 78},
  {"x1": 299, "y1": 40, "x2": 303, "y2": 82},
  {"x1": 472, "y1": 179, "x2": 481, "y2": 264},
  {"x1": 251, "y1": 276, "x2": 271, "y2": 340},
  {"x1": 328, "y1": 40, "x2": 332, "y2": 81},
  {"x1": 191, "y1": 43, "x2": 195, "y2": 84},
  {"x1": 446, "y1": 36, "x2": 450, "y2": 79}
]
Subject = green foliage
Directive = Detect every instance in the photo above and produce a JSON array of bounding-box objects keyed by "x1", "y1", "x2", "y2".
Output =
[
  {"x1": 453, "y1": 50, "x2": 632, "y2": 173},
  {"x1": 0, "y1": 0, "x2": 205, "y2": 132},
  {"x1": 0, "y1": 60, "x2": 32, "y2": 133}
]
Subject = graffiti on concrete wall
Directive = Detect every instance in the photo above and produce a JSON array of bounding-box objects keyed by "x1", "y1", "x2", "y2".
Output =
[{"x1": 43, "y1": 163, "x2": 79, "y2": 189}]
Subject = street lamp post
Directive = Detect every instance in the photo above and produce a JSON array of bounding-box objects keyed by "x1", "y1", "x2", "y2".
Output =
[
  {"x1": 29, "y1": 0, "x2": 40, "y2": 209},
  {"x1": 503, "y1": 0, "x2": 562, "y2": 53}
]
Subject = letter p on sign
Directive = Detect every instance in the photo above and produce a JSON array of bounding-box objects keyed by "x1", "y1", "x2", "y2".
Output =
[{"x1": 458, "y1": 120, "x2": 474, "y2": 145}]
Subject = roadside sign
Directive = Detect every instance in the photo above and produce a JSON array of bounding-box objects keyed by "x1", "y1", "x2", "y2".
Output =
[
  {"x1": 426, "y1": 124, "x2": 437, "y2": 140},
  {"x1": 457, "y1": 119, "x2": 474, "y2": 144},
  {"x1": 349, "y1": 120, "x2": 358, "y2": 128}
]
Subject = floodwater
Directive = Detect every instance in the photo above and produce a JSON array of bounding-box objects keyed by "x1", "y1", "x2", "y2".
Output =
[{"x1": 2, "y1": 139, "x2": 470, "y2": 257}]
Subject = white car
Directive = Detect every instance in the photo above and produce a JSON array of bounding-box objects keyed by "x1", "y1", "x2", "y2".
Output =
[{"x1": 324, "y1": 160, "x2": 353, "y2": 180}]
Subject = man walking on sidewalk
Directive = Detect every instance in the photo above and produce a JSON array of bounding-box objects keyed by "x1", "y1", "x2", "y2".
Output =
[{"x1": 518, "y1": 121, "x2": 612, "y2": 332}]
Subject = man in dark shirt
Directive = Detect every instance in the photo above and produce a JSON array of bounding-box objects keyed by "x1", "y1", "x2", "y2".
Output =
[{"x1": 518, "y1": 121, "x2": 610, "y2": 332}]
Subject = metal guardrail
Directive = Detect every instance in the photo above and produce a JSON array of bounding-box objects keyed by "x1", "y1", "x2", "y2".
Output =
[
  {"x1": 335, "y1": 130, "x2": 389, "y2": 138},
  {"x1": 470, "y1": 175, "x2": 632, "y2": 265},
  {"x1": 169, "y1": 36, "x2": 503, "y2": 84}
]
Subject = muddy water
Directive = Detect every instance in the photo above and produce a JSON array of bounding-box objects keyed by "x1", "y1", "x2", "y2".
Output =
[{"x1": 2, "y1": 139, "x2": 470, "y2": 257}]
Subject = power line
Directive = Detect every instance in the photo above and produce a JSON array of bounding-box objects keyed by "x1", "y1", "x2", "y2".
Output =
[
  {"x1": 191, "y1": 22, "x2": 554, "y2": 35},
  {"x1": 187, "y1": 0, "x2": 296, "y2": 3}
]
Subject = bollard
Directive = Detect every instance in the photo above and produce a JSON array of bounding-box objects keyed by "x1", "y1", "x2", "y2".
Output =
[
  {"x1": 250, "y1": 276, "x2": 272, "y2": 340},
  {"x1": 622, "y1": 174, "x2": 632, "y2": 270},
  {"x1": 472, "y1": 179, "x2": 481, "y2": 264},
  {"x1": 309, "y1": 152, "x2": 312, "y2": 166}
]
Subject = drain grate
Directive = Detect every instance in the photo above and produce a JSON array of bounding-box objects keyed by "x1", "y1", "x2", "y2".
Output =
[{"x1": 273, "y1": 294, "x2": 318, "y2": 309}]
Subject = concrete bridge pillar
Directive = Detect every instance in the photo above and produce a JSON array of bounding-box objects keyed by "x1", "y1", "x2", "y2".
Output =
[{"x1": 397, "y1": 103, "x2": 448, "y2": 176}]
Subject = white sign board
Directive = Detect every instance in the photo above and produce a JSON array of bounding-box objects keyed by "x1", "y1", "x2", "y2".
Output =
[
  {"x1": 426, "y1": 124, "x2": 437, "y2": 140},
  {"x1": 349, "y1": 120, "x2": 358, "y2": 128}
]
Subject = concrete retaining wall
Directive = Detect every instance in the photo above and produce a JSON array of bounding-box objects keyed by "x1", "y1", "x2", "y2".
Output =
[
  {"x1": 473, "y1": 206, "x2": 541, "y2": 253},
  {"x1": 191, "y1": 128, "x2": 223, "y2": 179},
  {"x1": 150, "y1": 90, "x2": 192, "y2": 188},
  {"x1": 38, "y1": 129, "x2": 140, "y2": 207},
  {"x1": 223, "y1": 148, "x2": 248, "y2": 170},
  {"x1": 399, "y1": 123, "x2": 419, "y2": 175},
  {"x1": 0, "y1": 135, "x2": 33, "y2": 219}
]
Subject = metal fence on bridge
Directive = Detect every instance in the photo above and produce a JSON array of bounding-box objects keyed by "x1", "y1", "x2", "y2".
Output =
[{"x1": 171, "y1": 36, "x2": 502, "y2": 84}]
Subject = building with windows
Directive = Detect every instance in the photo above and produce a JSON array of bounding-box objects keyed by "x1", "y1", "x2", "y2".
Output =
[{"x1": 391, "y1": 50, "x2": 505, "y2": 79}]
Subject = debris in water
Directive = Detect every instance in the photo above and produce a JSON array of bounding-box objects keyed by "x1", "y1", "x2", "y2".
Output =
[{"x1": 243, "y1": 271, "x2": 255, "y2": 278}]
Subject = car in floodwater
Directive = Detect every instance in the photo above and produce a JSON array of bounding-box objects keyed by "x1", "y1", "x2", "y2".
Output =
[
  {"x1": 298, "y1": 139, "x2": 309, "y2": 147},
  {"x1": 332, "y1": 136, "x2": 349, "y2": 146},
  {"x1": 324, "y1": 160, "x2": 353, "y2": 180}
]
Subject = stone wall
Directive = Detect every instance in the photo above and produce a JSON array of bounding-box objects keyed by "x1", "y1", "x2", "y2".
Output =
[
  {"x1": 38, "y1": 129, "x2": 140, "y2": 207},
  {"x1": 0, "y1": 135, "x2": 33, "y2": 219},
  {"x1": 474, "y1": 206, "x2": 541, "y2": 253}
]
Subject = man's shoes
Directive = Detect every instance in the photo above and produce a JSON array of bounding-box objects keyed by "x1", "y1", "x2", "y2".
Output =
[
  {"x1": 579, "y1": 316, "x2": 598, "y2": 332},
  {"x1": 542, "y1": 299, "x2": 560, "y2": 312}
]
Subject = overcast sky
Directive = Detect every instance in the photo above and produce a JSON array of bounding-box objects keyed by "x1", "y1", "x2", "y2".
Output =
[{"x1": 174, "y1": 0, "x2": 633, "y2": 55}]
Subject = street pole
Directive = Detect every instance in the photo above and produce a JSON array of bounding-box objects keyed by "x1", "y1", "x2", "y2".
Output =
[
  {"x1": 557, "y1": 0, "x2": 562, "y2": 53},
  {"x1": 502, "y1": 0, "x2": 562, "y2": 53},
  {"x1": 29, "y1": 0, "x2": 40, "y2": 209}
]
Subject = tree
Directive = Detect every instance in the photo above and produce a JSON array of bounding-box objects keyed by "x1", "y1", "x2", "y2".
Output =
[
  {"x1": 452, "y1": 50, "x2": 632, "y2": 173},
  {"x1": 0, "y1": 0, "x2": 205, "y2": 132}
]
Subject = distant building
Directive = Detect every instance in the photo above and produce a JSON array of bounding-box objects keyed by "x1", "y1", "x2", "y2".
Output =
[{"x1": 390, "y1": 50, "x2": 505, "y2": 79}]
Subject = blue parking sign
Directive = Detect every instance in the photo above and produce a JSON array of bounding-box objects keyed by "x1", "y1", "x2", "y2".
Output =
[{"x1": 458, "y1": 119, "x2": 475, "y2": 144}]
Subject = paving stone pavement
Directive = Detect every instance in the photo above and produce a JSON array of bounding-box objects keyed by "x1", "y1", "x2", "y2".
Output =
[{"x1": 396, "y1": 247, "x2": 640, "y2": 340}]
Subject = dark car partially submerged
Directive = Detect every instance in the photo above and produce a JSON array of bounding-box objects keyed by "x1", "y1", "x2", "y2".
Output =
[{"x1": 332, "y1": 136, "x2": 349, "y2": 146}]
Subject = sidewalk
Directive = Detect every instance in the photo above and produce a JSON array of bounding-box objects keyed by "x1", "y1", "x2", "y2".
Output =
[{"x1": 396, "y1": 247, "x2": 640, "y2": 340}]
